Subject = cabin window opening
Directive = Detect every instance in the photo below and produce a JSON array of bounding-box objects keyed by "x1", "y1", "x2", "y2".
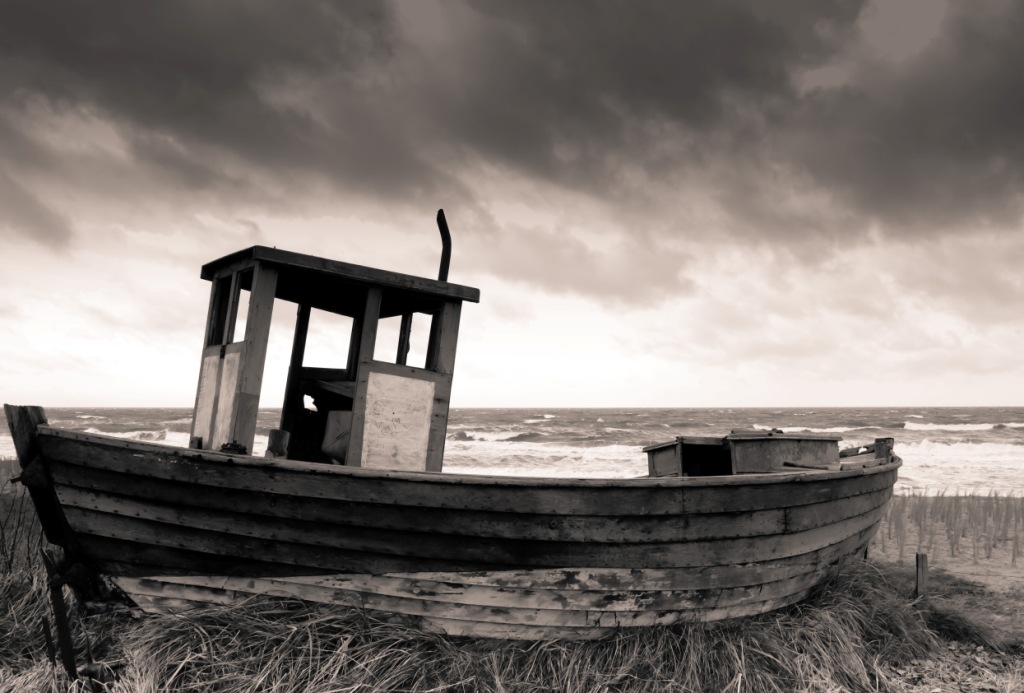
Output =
[
  {"x1": 374, "y1": 316, "x2": 401, "y2": 365},
  {"x1": 303, "y1": 309, "x2": 354, "y2": 369},
  {"x1": 257, "y1": 298, "x2": 298, "y2": 417},
  {"x1": 404, "y1": 312, "x2": 431, "y2": 368},
  {"x1": 373, "y1": 312, "x2": 430, "y2": 368},
  {"x1": 231, "y1": 278, "x2": 252, "y2": 342}
]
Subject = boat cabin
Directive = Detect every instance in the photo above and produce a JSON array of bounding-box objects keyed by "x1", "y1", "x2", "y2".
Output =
[{"x1": 188, "y1": 244, "x2": 480, "y2": 472}]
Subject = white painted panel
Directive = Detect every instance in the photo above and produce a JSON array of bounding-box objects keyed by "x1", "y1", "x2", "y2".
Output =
[
  {"x1": 192, "y1": 350, "x2": 221, "y2": 446},
  {"x1": 210, "y1": 345, "x2": 243, "y2": 450},
  {"x1": 361, "y1": 372, "x2": 434, "y2": 471}
]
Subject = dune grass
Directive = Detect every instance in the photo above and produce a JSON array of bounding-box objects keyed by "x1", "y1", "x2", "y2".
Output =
[
  {"x1": 1, "y1": 484, "x2": 1021, "y2": 693},
  {"x1": 877, "y1": 490, "x2": 1023, "y2": 566}
]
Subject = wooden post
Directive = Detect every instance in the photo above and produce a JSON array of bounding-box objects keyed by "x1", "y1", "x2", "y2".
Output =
[
  {"x1": 203, "y1": 275, "x2": 233, "y2": 348},
  {"x1": 426, "y1": 302, "x2": 462, "y2": 375},
  {"x1": 223, "y1": 271, "x2": 242, "y2": 345},
  {"x1": 396, "y1": 313, "x2": 413, "y2": 365},
  {"x1": 42, "y1": 550, "x2": 78, "y2": 682},
  {"x1": 344, "y1": 288, "x2": 382, "y2": 468},
  {"x1": 914, "y1": 553, "x2": 928, "y2": 598},
  {"x1": 4, "y1": 405, "x2": 71, "y2": 546},
  {"x1": 875, "y1": 437, "x2": 894, "y2": 462},
  {"x1": 266, "y1": 430, "x2": 290, "y2": 458},
  {"x1": 228, "y1": 264, "x2": 278, "y2": 453},
  {"x1": 280, "y1": 303, "x2": 311, "y2": 436}
]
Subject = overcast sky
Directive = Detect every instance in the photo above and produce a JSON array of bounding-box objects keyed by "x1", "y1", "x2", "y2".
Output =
[{"x1": 2, "y1": 0, "x2": 1022, "y2": 408}]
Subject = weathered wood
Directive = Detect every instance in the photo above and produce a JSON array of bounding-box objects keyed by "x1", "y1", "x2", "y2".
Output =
[
  {"x1": 359, "y1": 371, "x2": 435, "y2": 471},
  {"x1": 731, "y1": 438, "x2": 840, "y2": 473},
  {"x1": 230, "y1": 263, "x2": 278, "y2": 452},
  {"x1": 224, "y1": 271, "x2": 242, "y2": 345},
  {"x1": 114, "y1": 571, "x2": 816, "y2": 638},
  {"x1": 647, "y1": 443, "x2": 681, "y2": 477},
  {"x1": 299, "y1": 367, "x2": 351, "y2": 381},
  {"x1": 118, "y1": 562, "x2": 830, "y2": 617},
  {"x1": 20, "y1": 414, "x2": 900, "y2": 639},
  {"x1": 190, "y1": 346, "x2": 221, "y2": 446},
  {"x1": 81, "y1": 520, "x2": 875, "y2": 588},
  {"x1": 41, "y1": 550, "x2": 78, "y2": 681},
  {"x1": 76, "y1": 535, "x2": 328, "y2": 577},
  {"x1": 48, "y1": 461, "x2": 890, "y2": 544},
  {"x1": 202, "y1": 275, "x2": 232, "y2": 348},
  {"x1": 398, "y1": 525, "x2": 877, "y2": 591},
  {"x1": 63, "y1": 508, "x2": 498, "y2": 574},
  {"x1": 874, "y1": 438, "x2": 894, "y2": 461},
  {"x1": 426, "y1": 301, "x2": 462, "y2": 375},
  {"x1": 57, "y1": 494, "x2": 885, "y2": 569},
  {"x1": 210, "y1": 343, "x2": 244, "y2": 450},
  {"x1": 114, "y1": 572, "x2": 823, "y2": 628},
  {"x1": 266, "y1": 430, "x2": 289, "y2": 458},
  {"x1": 396, "y1": 313, "x2": 413, "y2": 365},
  {"x1": 344, "y1": 288, "x2": 382, "y2": 467},
  {"x1": 839, "y1": 456, "x2": 883, "y2": 471},
  {"x1": 915, "y1": 552, "x2": 928, "y2": 598},
  {"x1": 38, "y1": 429, "x2": 899, "y2": 516},
  {"x1": 200, "y1": 246, "x2": 481, "y2": 304},
  {"x1": 4, "y1": 405, "x2": 71, "y2": 545},
  {"x1": 279, "y1": 303, "x2": 310, "y2": 436}
]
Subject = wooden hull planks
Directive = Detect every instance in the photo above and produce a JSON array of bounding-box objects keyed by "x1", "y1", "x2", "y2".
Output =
[
  {"x1": 38, "y1": 429, "x2": 897, "y2": 515},
  {"x1": 15, "y1": 424, "x2": 899, "y2": 639},
  {"x1": 111, "y1": 555, "x2": 844, "y2": 638}
]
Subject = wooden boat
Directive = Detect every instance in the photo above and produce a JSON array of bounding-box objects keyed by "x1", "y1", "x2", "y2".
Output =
[{"x1": 5, "y1": 212, "x2": 900, "y2": 640}]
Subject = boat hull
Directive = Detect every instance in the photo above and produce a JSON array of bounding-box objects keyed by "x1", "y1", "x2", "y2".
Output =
[{"x1": 15, "y1": 421, "x2": 899, "y2": 639}]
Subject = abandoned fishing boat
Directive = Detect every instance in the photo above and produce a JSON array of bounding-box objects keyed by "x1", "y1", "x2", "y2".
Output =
[{"x1": 6, "y1": 211, "x2": 900, "y2": 640}]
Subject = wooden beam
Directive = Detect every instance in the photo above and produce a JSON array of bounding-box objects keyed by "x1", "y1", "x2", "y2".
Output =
[
  {"x1": 228, "y1": 264, "x2": 278, "y2": 452},
  {"x1": 355, "y1": 288, "x2": 382, "y2": 365},
  {"x1": 224, "y1": 271, "x2": 242, "y2": 345},
  {"x1": 203, "y1": 275, "x2": 233, "y2": 348},
  {"x1": 874, "y1": 438, "x2": 894, "y2": 462},
  {"x1": 280, "y1": 303, "x2": 311, "y2": 436},
  {"x1": 344, "y1": 288, "x2": 382, "y2": 468},
  {"x1": 425, "y1": 302, "x2": 461, "y2": 375},
  {"x1": 396, "y1": 313, "x2": 413, "y2": 365},
  {"x1": 3, "y1": 405, "x2": 74, "y2": 546},
  {"x1": 201, "y1": 246, "x2": 481, "y2": 303}
]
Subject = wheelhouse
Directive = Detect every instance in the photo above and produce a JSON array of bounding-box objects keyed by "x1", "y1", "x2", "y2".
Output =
[{"x1": 189, "y1": 242, "x2": 479, "y2": 472}]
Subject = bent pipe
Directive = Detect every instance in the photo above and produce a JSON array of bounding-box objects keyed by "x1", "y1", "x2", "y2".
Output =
[{"x1": 437, "y1": 209, "x2": 452, "y2": 282}]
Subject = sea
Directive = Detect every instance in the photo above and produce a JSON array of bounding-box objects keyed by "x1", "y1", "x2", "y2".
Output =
[{"x1": 2, "y1": 407, "x2": 1022, "y2": 494}]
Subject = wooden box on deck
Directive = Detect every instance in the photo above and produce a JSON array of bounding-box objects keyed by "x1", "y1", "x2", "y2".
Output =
[{"x1": 644, "y1": 432, "x2": 843, "y2": 477}]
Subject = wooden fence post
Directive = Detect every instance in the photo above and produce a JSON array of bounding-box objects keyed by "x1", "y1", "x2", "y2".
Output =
[{"x1": 914, "y1": 553, "x2": 928, "y2": 598}]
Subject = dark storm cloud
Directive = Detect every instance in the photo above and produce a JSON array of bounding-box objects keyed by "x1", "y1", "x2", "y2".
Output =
[
  {"x1": 791, "y1": 1, "x2": 1024, "y2": 234},
  {"x1": 0, "y1": 0, "x2": 462, "y2": 211},
  {"x1": 3, "y1": 0, "x2": 1023, "y2": 289},
  {"x1": 439, "y1": 0, "x2": 1024, "y2": 240},
  {"x1": 432, "y1": 0, "x2": 865, "y2": 191}
]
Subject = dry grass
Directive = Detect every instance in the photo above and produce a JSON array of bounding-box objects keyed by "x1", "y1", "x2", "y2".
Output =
[
  {"x1": 877, "y1": 491, "x2": 1023, "y2": 566},
  {"x1": 2, "y1": 484, "x2": 1022, "y2": 692}
]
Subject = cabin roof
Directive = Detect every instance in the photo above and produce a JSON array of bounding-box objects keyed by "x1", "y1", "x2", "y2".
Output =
[{"x1": 201, "y1": 245, "x2": 480, "y2": 318}]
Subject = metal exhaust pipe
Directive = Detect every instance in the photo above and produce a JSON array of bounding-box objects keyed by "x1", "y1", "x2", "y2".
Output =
[{"x1": 436, "y1": 209, "x2": 451, "y2": 282}]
